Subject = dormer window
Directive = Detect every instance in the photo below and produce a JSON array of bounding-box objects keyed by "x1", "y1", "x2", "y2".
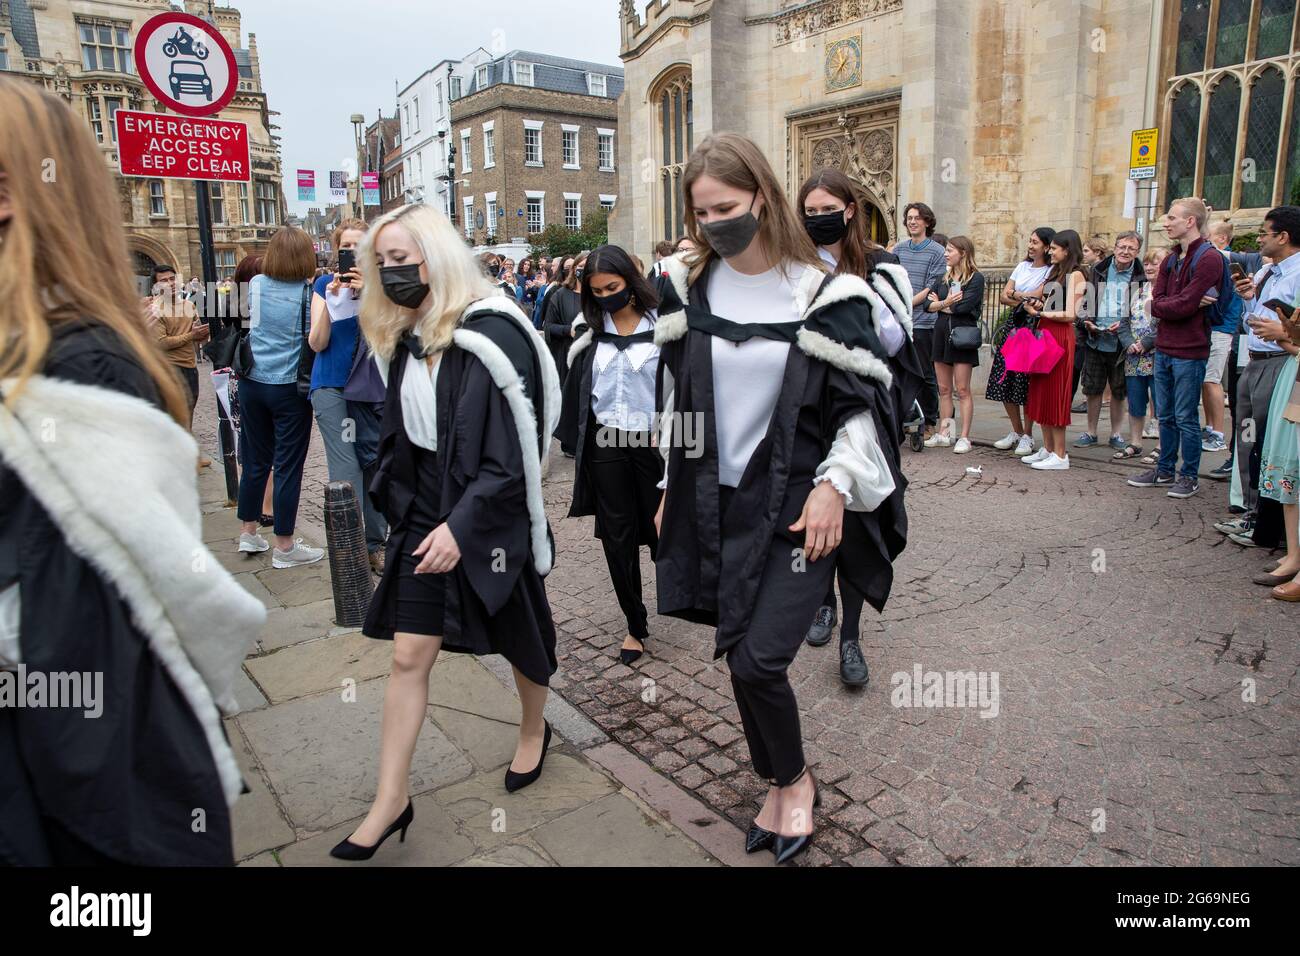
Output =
[
  {"x1": 587, "y1": 73, "x2": 607, "y2": 97},
  {"x1": 512, "y1": 61, "x2": 534, "y2": 87}
]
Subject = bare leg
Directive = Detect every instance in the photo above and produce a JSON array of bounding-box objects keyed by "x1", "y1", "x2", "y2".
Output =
[
  {"x1": 1276, "y1": 503, "x2": 1300, "y2": 577},
  {"x1": 954, "y1": 363, "x2": 974, "y2": 438},
  {"x1": 1109, "y1": 395, "x2": 1127, "y2": 441},
  {"x1": 1086, "y1": 394, "x2": 1102, "y2": 436},
  {"x1": 262, "y1": 468, "x2": 275, "y2": 518},
  {"x1": 348, "y1": 632, "x2": 442, "y2": 845},
  {"x1": 934, "y1": 362, "x2": 954, "y2": 431},
  {"x1": 1004, "y1": 403, "x2": 1024, "y2": 436},
  {"x1": 510, "y1": 666, "x2": 549, "y2": 772},
  {"x1": 777, "y1": 768, "x2": 817, "y2": 838},
  {"x1": 755, "y1": 781, "x2": 780, "y2": 832}
]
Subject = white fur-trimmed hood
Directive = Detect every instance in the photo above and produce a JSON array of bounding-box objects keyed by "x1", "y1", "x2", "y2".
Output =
[
  {"x1": 0, "y1": 375, "x2": 263, "y2": 807},
  {"x1": 455, "y1": 295, "x2": 562, "y2": 576}
]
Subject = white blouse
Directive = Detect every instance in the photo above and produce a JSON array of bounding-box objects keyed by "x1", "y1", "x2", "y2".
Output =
[
  {"x1": 591, "y1": 313, "x2": 658, "y2": 432},
  {"x1": 399, "y1": 340, "x2": 441, "y2": 452}
]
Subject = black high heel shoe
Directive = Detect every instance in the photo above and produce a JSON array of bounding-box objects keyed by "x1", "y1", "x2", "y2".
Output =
[
  {"x1": 747, "y1": 778, "x2": 779, "y2": 853},
  {"x1": 329, "y1": 799, "x2": 413, "y2": 861},
  {"x1": 773, "y1": 770, "x2": 820, "y2": 864},
  {"x1": 618, "y1": 637, "x2": 646, "y2": 666},
  {"x1": 505, "y1": 720, "x2": 552, "y2": 793}
]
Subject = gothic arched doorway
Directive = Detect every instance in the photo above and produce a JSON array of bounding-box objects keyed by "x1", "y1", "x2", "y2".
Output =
[
  {"x1": 131, "y1": 250, "x2": 160, "y2": 295},
  {"x1": 855, "y1": 193, "x2": 889, "y2": 246}
]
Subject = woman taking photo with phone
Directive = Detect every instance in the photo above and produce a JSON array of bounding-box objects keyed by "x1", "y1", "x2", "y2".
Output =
[
  {"x1": 333, "y1": 203, "x2": 562, "y2": 860},
  {"x1": 796, "y1": 167, "x2": 920, "y2": 687},
  {"x1": 557, "y1": 244, "x2": 664, "y2": 666},
  {"x1": 308, "y1": 218, "x2": 388, "y2": 572},
  {"x1": 987, "y1": 227, "x2": 1054, "y2": 457},
  {"x1": 923, "y1": 236, "x2": 985, "y2": 453},
  {"x1": 1022, "y1": 229, "x2": 1088, "y2": 470},
  {"x1": 654, "y1": 133, "x2": 908, "y2": 863},
  {"x1": 0, "y1": 78, "x2": 263, "y2": 865}
]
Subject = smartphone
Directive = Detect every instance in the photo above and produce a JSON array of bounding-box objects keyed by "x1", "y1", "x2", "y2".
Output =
[
  {"x1": 337, "y1": 249, "x2": 356, "y2": 283},
  {"x1": 1262, "y1": 298, "x2": 1295, "y2": 317},
  {"x1": 1230, "y1": 262, "x2": 1247, "y2": 280}
]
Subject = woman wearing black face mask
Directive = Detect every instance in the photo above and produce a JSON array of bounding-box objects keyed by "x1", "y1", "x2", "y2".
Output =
[
  {"x1": 654, "y1": 134, "x2": 909, "y2": 864},
  {"x1": 333, "y1": 203, "x2": 563, "y2": 861},
  {"x1": 795, "y1": 168, "x2": 922, "y2": 689},
  {"x1": 542, "y1": 254, "x2": 583, "y2": 386},
  {"x1": 556, "y1": 245, "x2": 664, "y2": 664}
]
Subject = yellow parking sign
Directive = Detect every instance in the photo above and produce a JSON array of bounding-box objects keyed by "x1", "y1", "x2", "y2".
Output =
[{"x1": 1129, "y1": 128, "x2": 1158, "y2": 181}]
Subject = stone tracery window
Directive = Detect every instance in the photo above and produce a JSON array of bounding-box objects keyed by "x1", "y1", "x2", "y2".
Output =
[
  {"x1": 653, "y1": 68, "x2": 692, "y2": 243},
  {"x1": 1164, "y1": 0, "x2": 1300, "y2": 210}
]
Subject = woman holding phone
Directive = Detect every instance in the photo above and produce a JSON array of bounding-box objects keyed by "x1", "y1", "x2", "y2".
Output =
[{"x1": 308, "y1": 218, "x2": 387, "y2": 571}]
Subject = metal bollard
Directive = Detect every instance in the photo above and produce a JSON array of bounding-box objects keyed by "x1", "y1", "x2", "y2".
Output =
[{"x1": 324, "y1": 480, "x2": 374, "y2": 627}]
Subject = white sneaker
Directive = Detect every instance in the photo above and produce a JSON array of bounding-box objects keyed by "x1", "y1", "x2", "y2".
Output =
[
  {"x1": 1013, "y1": 435, "x2": 1035, "y2": 457},
  {"x1": 953, "y1": 437, "x2": 972, "y2": 454},
  {"x1": 239, "y1": 532, "x2": 269, "y2": 554},
  {"x1": 1022, "y1": 446, "x2": 1051, "y2": 464},
  {"x1": 1031, "y1": 452, "x2": 1070, "y2": 470},
  {"x1": 993, "y1": 431, "x2": 1020, "y2": 450},
  {"x1": 924, "y1": 431, "x2": 952, "y2": 448},
  {"x1": 272, "y1": 539, "x2": 325, "y2": 569}
]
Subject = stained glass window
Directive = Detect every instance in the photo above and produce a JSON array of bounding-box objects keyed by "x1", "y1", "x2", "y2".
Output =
[
  {"x1": 1202, "y1": 75, "x2": 1241, "y2": 209},
  {"x1": 655, "y1": 71, "x2": 692, "y2": 242},
  {"x1": 1286, "y1": 79, "x2": 1300, "y2": 205},
  {"x1": 1166, "y1": 84, "x2": 1202, "y2": 200},
  {"x1": 1255, "y1": 0, "x2": 1296, "y2": 60},
  {"x1": 1176, "y1": 0, "x2": 1211, "y2": 75},
  {"x1": 1213, "y1": 0, "x2": 1250, "y2": 68},
  {"x1": 1241, "y1": 68, "x2": 1284, "y2": 208}
]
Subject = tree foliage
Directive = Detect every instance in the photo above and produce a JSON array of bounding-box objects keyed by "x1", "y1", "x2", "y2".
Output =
[{"x1": 528, "y1": 209, "x2": 609, "y2": 261}]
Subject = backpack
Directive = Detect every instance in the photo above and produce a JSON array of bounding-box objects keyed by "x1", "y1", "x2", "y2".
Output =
[{"x1": 1162, "y1": 243, "x2": 1236, "y2": 333}]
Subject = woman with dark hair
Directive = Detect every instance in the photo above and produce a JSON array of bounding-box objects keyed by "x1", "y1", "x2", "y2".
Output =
[
  {"x1": 542, "y1": 255, "x2": 582, "y2": 383},
  {"x1": 797, "y1": 168, "x2": 922, "y2": 687},
  {"x1": 655, "y1": 133, "x2": 907, "y2": 863},
  {"x1": 556, "y1": 244, "x2": 664, "y2": 664},
  {"x1": 1023, "y1": 229, "x2": 1087, "y2": 470},
  {"x1": 987, "y1": 227, "x2": 1055, "y2": 457}
]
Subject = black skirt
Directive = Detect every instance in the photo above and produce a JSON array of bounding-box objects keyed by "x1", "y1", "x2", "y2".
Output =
[
  {"x1": 932, "y1": 312, "x2": 981, "y2": 367},
  {"x1": 377, "y1": 443, "x2": 446, "y2": 637}
]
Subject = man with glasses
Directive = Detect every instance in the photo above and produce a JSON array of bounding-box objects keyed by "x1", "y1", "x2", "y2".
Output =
[
  {"x1": 1077, "y1": 231, "x2": 1143, "y2": 451},
  {"x1": 1216, "y1": 206, "x2": 1300, "y2": 543}
]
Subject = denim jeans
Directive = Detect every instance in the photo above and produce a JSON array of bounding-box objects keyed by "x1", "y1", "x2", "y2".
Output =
[
  {"x1": 237, "y1": 377, "x2": 313, "y2": 536},
  {"x1": 1154, "y1": 351, "x2": 1208, "y2": 479},
  {"x1": 311, "y1": 387, "x2": 388, "y2": 554}
]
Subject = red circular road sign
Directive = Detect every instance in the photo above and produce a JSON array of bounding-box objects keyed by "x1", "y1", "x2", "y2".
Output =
[{"x1": 134, "y1": 12, "x2": 239, "y2": 118}]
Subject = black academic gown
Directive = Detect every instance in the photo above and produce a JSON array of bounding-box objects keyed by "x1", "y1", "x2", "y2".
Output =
[
  {"x1": 555, "y1": 316, "x2": 662, "y2": 543},
  {"x1": 0, "y1": 323, "x2": 234, "y2": 866},
  {"x1": 363, "y1": 310, "x2": 557, "y2": 686},
  {"x1": 542, "y1": 286, "x2": 581, "y2": 383},
  {"x1": 654, "y1": 262, "x2": 909, "y2": 656}
]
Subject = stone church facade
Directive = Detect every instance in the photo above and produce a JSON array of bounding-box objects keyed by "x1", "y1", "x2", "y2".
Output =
[{"x1": 611, "y1": 0, "x2": 1300, "y2": 267}]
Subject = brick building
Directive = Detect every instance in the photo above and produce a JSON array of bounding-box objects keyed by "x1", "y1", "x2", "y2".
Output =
[
  {"x1": 449, "y1": 50, "x2": 623, "y2": 248},
  {"x1": 1, "y1": 0, "x2": 287, "y2": 289}
]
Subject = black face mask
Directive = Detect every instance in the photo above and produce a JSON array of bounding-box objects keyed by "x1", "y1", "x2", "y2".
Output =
[
  {"x1": 380, "y1": 263, "x2": 429, "y2": 310},
  {"x1": 594, "y1": 288, "x2": 633, "y2": 315},
  {"x1": 699, "y1": 194, "x2": 760, "y2": 259},
  {"x1": 804, "y1": 210, "x2": 849, "y2": 246},
  {"x1": 488, "y1": 263, "x2": 501, "y2": 277},
  {"x1": 575, "y1": 268, "x2": 585, "y2": 280}
]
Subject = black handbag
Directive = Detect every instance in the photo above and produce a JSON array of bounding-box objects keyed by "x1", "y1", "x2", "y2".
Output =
[
  {"x1": 295, "y1": 282, "x2": 315, "y2": 399},
  {"x1": 949, "y1": 321, "x2": 982, "y2": 351},
  {"x1": 203, "y1": 322, "x2": 239, "y2": 368}
]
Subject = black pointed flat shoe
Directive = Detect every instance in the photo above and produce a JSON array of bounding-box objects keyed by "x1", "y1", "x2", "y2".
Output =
[
  {"x1": 746, "y1": 823, "x2": 776, "y2": 854},
  {"x1": 504, "y1": 720, "x2": 552, "y2": 793},
  {"x1": 618, "y1": 638, "x2": 646, "y2": 665},
  {"x1": 329, "y1": 800, "x2": 413, "y2": 861},
  {"x1": 773, "y1": 772, "x2": 820, "y2": 864}
]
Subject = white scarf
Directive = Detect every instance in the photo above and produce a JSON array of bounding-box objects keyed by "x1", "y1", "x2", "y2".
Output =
[{"x1": 0, "y1": 375, "x2": 265, "y2": 806}]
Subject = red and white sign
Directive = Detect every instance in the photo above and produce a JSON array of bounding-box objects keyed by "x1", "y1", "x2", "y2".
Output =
[
  {"x1": 134, "y1": 12, "x2": 238, "y2": 117},
  {"x1": 115, "y1": 110, "x2": 250, "y2": 182}
]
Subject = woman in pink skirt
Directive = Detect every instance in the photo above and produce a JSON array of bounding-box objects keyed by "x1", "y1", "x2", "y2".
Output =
[{"x1": 1022, "y1": 229, "x2": 1086, "y2": 470}]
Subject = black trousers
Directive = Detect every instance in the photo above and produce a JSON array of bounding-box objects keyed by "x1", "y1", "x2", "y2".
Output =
[
  {"x1": 720, "y1": 486, "x2": 824, "y2": 787},
  {"x1": 912, "y1": 327, "x2": 940, "y2": 426},
  {"x1": 588, "y1": 428, "x2": 660, "y2": 640},
  {"x1": 823, "y1": 571, "x2": 866, "y2": 641},
  {"x1": 236, "y1": 378, "x2": 313, "y2": 536}
]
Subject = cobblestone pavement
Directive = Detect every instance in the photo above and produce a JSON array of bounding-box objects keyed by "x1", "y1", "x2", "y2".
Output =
[{"x1": 196, "y1": 377, "x2": 1298, "y2": 867}]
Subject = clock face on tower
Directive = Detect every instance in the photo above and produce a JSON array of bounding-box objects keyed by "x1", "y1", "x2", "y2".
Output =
[{"x1": 824, "y1": 35, "x2": 863, "y2": 93}]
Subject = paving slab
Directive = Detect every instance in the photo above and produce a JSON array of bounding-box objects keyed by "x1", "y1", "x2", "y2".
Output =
[
  {"x1": 244, "y1": 632, "x2": 395, "y2": 704},
  {"x1": 530, "y1": 791, "x2": 718, "y2": 867},
  {"x1": 428, "y1": 705, "x2": 519, "y2": 772},
  {"x1": 254, "y1": 562, "x2": 334, "y2": 607},
  {"x1": 237, "y1": 679, "x2": 472, "y2": 833},
  {"x1": 252, "y1": 600, "x2": 340, "y2": 651},
  {"x1": 226, "y1": 720, "x2": 294, "y2": 860},
  {"x1": 430, "y1": 653, "x2": 531, "y2": 724},
  {"x1": 230, "y1": 666, "x2": 269, "y2": 713},
  {"x1": 453, "y1": 838, "x2": 553, "y2": 867}
]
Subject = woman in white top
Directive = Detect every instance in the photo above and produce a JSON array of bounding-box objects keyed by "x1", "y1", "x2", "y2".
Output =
[
  {"x1": 557, "y1": 244, "x2": 664, "y2": 665},
  {"x1": 654, "y1": 134, "x2": 909, "y2": 863},
  {"x1": 333, "y1": 203, "x2": 562, "y2": 860},
  {"x1": 987, "y1": 227, "x2": 1055, "y2": 457}
]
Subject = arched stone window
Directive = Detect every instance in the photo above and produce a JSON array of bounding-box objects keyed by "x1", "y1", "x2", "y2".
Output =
[
  {"x1": 651, "y1": 67, "x2": 692, "y2": 243},
  {"x1": 1176, "y1": 0, "x2": 1211, "y2": 76},
  {"x1": 1166, "y1": 83, "x2": 1201, "y2": 200},
  {"x1": 1241, "y1": 67, "x2": 1285, "y2": 208},
  {"x1": 1202, "y1": 74, "x2": 1241, "y2": 209}
]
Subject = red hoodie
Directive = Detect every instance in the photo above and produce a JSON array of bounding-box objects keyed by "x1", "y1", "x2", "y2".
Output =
[{"x1": 1150, "y1": 235, "x2": 1222, "y2": 360}]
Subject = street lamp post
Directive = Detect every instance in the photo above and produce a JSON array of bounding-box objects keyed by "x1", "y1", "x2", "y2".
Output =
[
  {"x1": 439, "y1": 128, "x2": 457, "y2": 227},
  {"x1": 350, "y1": 113, "x2": 366, "y2": 223}
]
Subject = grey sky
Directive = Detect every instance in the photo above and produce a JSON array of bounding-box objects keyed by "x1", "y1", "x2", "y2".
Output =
[{"x1": 237, "y1": 0, "x2": 624, "y2": 217}]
